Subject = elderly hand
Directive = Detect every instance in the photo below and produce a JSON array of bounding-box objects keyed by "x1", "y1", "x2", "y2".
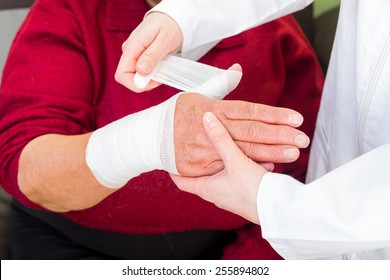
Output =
[
  {"x1": 172, "y1": 111, "x2": 268, "y2": 224},
  {"x1": 115, "y1": 12, "x2": 183, "y2": 92},
  {"x1": 174, "y1": 94, "x2": 309, "y2": 177}
]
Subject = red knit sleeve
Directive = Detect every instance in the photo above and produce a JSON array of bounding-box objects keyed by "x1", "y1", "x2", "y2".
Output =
[{"x1": 0, "y1": 0, "x2": 95, "y2": 208}]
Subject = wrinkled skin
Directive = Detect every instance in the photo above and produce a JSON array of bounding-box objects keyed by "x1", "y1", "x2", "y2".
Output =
[
  {"x1": 171, "y1": 111, "x2": 266, "y2": 224},
  {"x1": 174, "y1": 93, "x2": 309, "y2": 177}
]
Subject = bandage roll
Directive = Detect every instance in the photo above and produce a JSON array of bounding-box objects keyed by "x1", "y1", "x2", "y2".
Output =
[{"x1": 134, "y1": 54, "x2": 242, "y2": 99}]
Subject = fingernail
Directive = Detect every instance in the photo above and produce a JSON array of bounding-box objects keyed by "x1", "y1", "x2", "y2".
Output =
[
  {"x1": 203, "y1": 112, "x2": 217, "y2": 128},
  {"x1": 288, "y1": 114, "x2": 303, "y2": 126},
  {"x1": 284, "y1": 147, "x2": 299, "y2": 160},
  {"x1": 295, "y1": 134, "x2": 310, "y2": 148}
]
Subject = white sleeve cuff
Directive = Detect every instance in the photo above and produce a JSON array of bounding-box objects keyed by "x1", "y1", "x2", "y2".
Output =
[
  {"x1": 149, "y1": 0, "x2": 314, "y2": 55},
  {"x1": 147, "y1": 3, "x2": 219, "y2": 60},
  {"x1": 257, "y1": 146, "x2": 390, "y2": 259},
  {"x1": 257, "y1": 172, "x2": 304, "y2": 259}
]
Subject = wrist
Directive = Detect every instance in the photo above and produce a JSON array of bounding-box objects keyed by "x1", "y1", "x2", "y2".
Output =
[{"x1": 86, "y1": 94, "x2": 180, "y2": 188}]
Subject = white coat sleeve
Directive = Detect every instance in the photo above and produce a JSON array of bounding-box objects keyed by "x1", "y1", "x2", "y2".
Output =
[
  {"x1": 257, "y1": 144, "x2": 390, "y2": 259},
  {"x1": 150, "y1": 0, "x2": 313, "y2": 58}
]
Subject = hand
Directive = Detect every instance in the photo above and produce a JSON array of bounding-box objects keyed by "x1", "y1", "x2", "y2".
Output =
[
  {"x1": 115, "y1": 12, "x2": 183, "y2": 92},
  {"x1": 174, "y1": 93, "x2": 310, "y2": 177},
  {"x1": 171, "y1": 112, "x2": 268, "y2": 224}
]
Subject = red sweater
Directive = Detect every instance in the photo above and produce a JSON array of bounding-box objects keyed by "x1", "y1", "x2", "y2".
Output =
[{"x1": 0, "y1": 0, "x2": 323, "y2": 259}]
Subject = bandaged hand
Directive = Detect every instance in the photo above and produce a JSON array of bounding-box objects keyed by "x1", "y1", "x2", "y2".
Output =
[
  {"x1": 115, "y1": 12, "x2": 183, "y2": 92},
  {"x1": 86, "y1": 90, "x2": 308, "y2": 188},
  {"x1": 90, "y1": 58, "x2": 309, "y2": 189},
  {"x1": 87, "y1": 63, "x2": 243, "y2": 188}
]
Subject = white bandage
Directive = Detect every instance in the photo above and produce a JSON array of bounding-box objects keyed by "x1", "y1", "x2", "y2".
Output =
[
  {"x1": 86, "y1": 94, "x2": 179, "y2": 188},
  {"x1": 134, "y1": 54, "x2": 242, "y2": 99},
  {"x1": 87, "y1": 55, "x2": 242, "y2": 188}
]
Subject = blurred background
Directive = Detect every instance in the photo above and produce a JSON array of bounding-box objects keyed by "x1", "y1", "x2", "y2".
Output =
[
  {"x1": 0, "y1": 0, "x2": 341, "y2": 80},
  {"x1": 0, "y1": 1, "x2": 34, "y2": 79}
]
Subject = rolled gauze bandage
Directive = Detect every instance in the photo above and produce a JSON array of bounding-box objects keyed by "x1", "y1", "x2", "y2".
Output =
[
  {"x1": 86, "y1": 55, "x2": 242, "y2": 188},
  {"x1": 134, "y1": 54, "x2": 242, "y2": 99}
]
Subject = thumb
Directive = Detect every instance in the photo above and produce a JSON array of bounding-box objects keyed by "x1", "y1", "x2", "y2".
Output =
[
  {"x1": 194, "y1": 63, "x2": 243, "y2": 100},
  {"x1": 203, "y1": 112, "x2": 244, "y2": 168},
  {"x1": 228, "y1": 63, "x2": 242, "y2": 73},
  {"x1": 136, "y1": 39, "x2": 167, "y2": 76}
]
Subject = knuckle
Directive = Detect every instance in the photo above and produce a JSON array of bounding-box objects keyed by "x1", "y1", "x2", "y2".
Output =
[
  {"x1": 249, "y1": 103, "x2": 263, "y2": 120},
  {"x1": 239, "y1": 142, "x2": 283, "y2": 163},
  {"x1": 140, "y1": 52, "x2": 158, "y2": 68},
  {"x1": 239, "y1": 142, "x2": 256, "y2": 158},
  {"x1": 276, "y1": 126, "x2": 297, "y2": 144},
  {"x1": 247, "y1": 122, "x2": 262, "y2": 142},
  {"x1": 121, "y1": 40, "x2": 129, "y2": 52}
]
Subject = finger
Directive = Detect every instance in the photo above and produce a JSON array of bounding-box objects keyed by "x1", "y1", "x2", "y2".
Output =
[
  {"x1": 144, "y1": 80, "x2": 162, "y2": 91},
  {"x1": 220, "y1": 100, "x2": 304, "y2": 127},
  {"x1": 170, "y1": 174, "x2": 200, "y2": 194},
  {"x1": 136, "y1": 37, "x2": 172, "y2": 76},
  {"x1": 224, "y1": 119, "x2": 310, "y2": 148},
  {"x1": 260, "y1": 162, "x2": 275, "y2": 172},
  {"x1": 235, "y1": 142, "x2": 301, "y2": 163},
  {"x1": 227, "y1": 63, "x2": 242, "y2": 73},
  {"x1": 203, "y1": 112, "x2": 245, "y2": 168},
  {"x1": 136, "y1": 15, "x2": 183, "y2": 75},
  {"x1": 115, "y1": 14, "x2": 165, "y2": 92},
  {"x1": 116, "y1": 41, "x2": 163, "y2": 92},
  {"x1": 170, "y1": 174, "x2": 214, "y2": 203},
  {"x1": 134, "y1": 36, "x2": 175, "y2": 90},
  {"x1": 115, "y1": 39, "x2": 149, "y2": 92}
]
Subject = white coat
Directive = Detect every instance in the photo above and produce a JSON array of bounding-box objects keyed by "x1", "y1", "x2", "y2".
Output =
[{"x1": 152, "y1": 0, "x2": 390, "y2": 259}]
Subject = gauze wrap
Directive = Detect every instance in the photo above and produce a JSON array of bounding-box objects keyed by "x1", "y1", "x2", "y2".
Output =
[
  {"x1": 134, "y1": 54, "x2": 242, "y2": 99},
  {"x1": 86, "y1": 55, "x2": 242, "y2": 188}
]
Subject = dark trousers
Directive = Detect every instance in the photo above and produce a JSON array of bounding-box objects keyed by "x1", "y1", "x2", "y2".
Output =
[{"x1": 9, "y1": 200, "x2": 235, "y2": 260}]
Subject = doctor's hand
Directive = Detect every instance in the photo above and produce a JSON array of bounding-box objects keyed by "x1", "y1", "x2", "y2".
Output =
[
  {"x1": 174, "y1": 94, "x2": 309, "y2": 177},
  {"x1": 115, "y1": 12, "x2": 183, "y2": 92},
  {"x1": 171, "y1": 111, "x2": 267, "y2": 224}
]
